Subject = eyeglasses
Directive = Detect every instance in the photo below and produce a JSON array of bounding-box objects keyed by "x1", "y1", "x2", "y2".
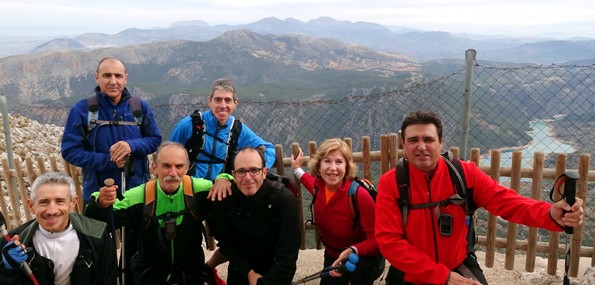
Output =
[{"x1": 233, "y1": 167, "x2": 263, "y2": 177}]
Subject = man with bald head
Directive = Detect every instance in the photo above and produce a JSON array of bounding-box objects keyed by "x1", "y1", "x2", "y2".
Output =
[
  {"x1": 208, "y1": 147, "x2": 301, "y2": 285},
  {"x1": 85, "y1": 142, "x2": 226, "y2": 284},
  {"x1": 61, "y1": 57, "x2": 162, "y2": 284}
]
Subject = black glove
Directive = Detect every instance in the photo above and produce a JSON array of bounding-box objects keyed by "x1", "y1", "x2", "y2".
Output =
[{"x1": 2, "y1": 241, "x2": 27, "y2": 270}]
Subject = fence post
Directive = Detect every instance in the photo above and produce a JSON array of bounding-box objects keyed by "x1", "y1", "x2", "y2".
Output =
[{"x1": 459, "y1": 49, "x2": 477, "y2": 160}]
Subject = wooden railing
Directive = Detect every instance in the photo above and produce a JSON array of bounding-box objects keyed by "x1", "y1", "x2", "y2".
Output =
[{"x1": 1, "y1": 133, "x2": 593, "y2": 277}]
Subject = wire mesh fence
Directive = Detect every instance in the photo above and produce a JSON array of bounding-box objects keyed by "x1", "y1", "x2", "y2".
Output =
[{"x1": 6, "y1": 61, "x2": 595, "y2": 247}]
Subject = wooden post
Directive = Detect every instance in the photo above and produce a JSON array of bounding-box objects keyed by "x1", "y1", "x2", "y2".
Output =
[
  {"x1": 25, "y1": 157, "x2": 37, "y2": 183},
  {"x1": 68, "y1": 164, "x2": 84, "y2": 213},
  {"x1": 290, "y1": 143, "x2": 307, "y2": 250},
  {"x1": 0, "y1": 161, "x2": 12, "y2": 230},
  {"x1": 388, "y1": 133, "x2": 398, "y2": 169},
  {"x1": 306, "y1": 141, "x2": 322, "y2": 250},
  {"x1": 485, "y1": 149, "x2": 501, "y2": 268},
  {"x1": 361, "y1": 136, "x2": 371, "y2": 181},
  {"x1": 547, "y1": 154, "x2": 567, "y2": 275},
  {"x1": 2, "y1": 158, "x2": 22, "y2": 227},
  {"x1": 37, "y1": 157, "x2": 46, "y2": 174},
  {"x1": 274, "y1": 144, "x2": 284, "y2": 175},
  {"x1": 526, "y1": 152, "x2": 544, "y2": 272},
  {"x1": 570, "y1": 153, "x2": 590, "y2": 276},
  {"x1": 504, "y1": 150, "x2": 522, "y2": 270},
  {"x1": 380, "y1": 134, "x2": 389, "y2": 174},
  {"x1": 13, "y1": 158, "x2": 33, "y2": 221},
  {"x1": 49, "y1": 156, "x2": 59, "y2": 172}
]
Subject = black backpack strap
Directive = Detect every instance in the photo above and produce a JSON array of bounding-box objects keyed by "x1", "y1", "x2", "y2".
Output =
[
  {"x1": 441, "y1": 152, "x2": 477, "y2": 254},
  {"x1": 86, "y1": 95, "x2": 99, "y2": 133},
  {"x1": 223, "y1": 119, "x2": 242, "y2": 174},
  {"x1": 185, "y1": 110, "x2": 205, "y2": 175},
  {"x1": 396, "y1": 158, "x2": 411, "y2": 227},
  {"x1": 128, "y1": 96, "x2": 143, "y2": 126}
]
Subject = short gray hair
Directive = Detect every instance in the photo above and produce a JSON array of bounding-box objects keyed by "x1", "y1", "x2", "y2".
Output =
[
  {"x1": 210, "y1": 78, "x2": 237, "y2": 99},
  {"x1": 30, "y1": 172, "x2": 76, "y2": 201}
]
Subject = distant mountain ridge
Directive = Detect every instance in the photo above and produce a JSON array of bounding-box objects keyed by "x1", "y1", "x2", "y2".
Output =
[
  {"x1": 0, "y1": 29, "x2": 419, "y2": 107},
  {"x1": 5, "y1": 17, "x2": 594, "y2": 64}
]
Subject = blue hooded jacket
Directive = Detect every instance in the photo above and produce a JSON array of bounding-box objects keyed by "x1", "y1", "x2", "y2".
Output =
[
  {"x1": 61, "y1": 87, "x2": 162, "y2": 200},
  {"x1": 169, "y1": 110, "x2": 275, "y2": 180}
]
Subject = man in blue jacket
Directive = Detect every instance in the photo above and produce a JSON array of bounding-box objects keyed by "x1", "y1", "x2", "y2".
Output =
[
  {"x1": 61, "y1": 57, "x2": 162, "y2": 285},
  {"x1": 169, "y1": 78, "x2": 275, "y2": 284}
]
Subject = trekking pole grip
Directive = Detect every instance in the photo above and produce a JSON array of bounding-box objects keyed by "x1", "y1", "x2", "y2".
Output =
[{"x1": 563, "y1": 170, "x2": 578, "y2": 234}]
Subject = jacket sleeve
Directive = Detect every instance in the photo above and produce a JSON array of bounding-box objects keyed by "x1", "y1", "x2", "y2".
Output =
[
  {"x1": 126, "y1": 100, "x2": 162, "y2": 156},
  {"x1": 85, "y1": 185, "x2": 145, "y2": 229},
  {"x1": 375, "y1": 170, "x2": 451, "y2": 284},
  {"x1": 169, "y1": 116, "x2": 193, "y2": 145},
  {"x1": 237, "y1": 124, "x2": 276, "y2": 168},
  {"x1": 259, "y1": 191, "x2": 301, "y2": 284},
  {"x1": 352, "y1": 186, "x2": 379, "y2": 257},
  {"x1": 61, "y1": 100, "x2": 112, "y2": 171},
  {"x1": 466, "y1": 162, "x2": 563, "y2": 231},
  {"x1": 298, "y1": 172, "x2": 316, "y2": 196}
]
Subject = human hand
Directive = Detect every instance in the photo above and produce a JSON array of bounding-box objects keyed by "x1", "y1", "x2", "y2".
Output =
[
  {"x1": 550, "y1": 197, "x2": 584, "y2": 229},
  {"x1": 208, "y1": 178, "x2": 232, "y2": 201},
  {"x1": 2, "y1": 239, "x2": 27, "y2": 270},
  {"x1": 98, "y1": 179, "x2": 119, "y2": 208},
  {"x1": 447, "y1": 271, "x2": 483, "y2": 285},
  {"x1": 109, "y1": 141, "x2": 132, "y2": 163},
  {"x1": 290, "y1": 148, "x2": 303, "y2": 169},
  {"x1": 247, "y1": 269, "x2": 262, "y2": 285}
]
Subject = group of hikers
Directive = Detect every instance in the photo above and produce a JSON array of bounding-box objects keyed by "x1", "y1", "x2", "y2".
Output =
[{"x1": 0, "y1": 57, "x2": 585, "y2": 285}]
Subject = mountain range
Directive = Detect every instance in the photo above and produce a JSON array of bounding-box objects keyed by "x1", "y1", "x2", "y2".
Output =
[{"x1": 3, "y1": 17, "x2": 595, "y2": 64}]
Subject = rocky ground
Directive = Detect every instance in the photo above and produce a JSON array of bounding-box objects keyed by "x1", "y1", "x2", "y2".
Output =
[{"x1": 206, "y1": 248, "x2": 594, "y2": 284}]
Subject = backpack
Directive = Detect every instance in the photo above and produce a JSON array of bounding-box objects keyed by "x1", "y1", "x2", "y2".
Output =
[
  {"x1": 310, "y1": 176, "x2": 377, "y2": 229},
  {"x1": 142, "y1": 175, "x2": 208, "y2": 247},
  {"x1": 396, "y1": 151, "x2": 477, "y2": 253},
  {"x1": 184, "y1": 110, "x2": 242, "y2": 175},
  {"x1": 266, "y1": 172, "x2": 299, "y2": 198},
  {"x1": 347, "y1": 177, "x2": 377, "y2": 229},
  {"x1": 86, "y1": 95, "x2": 143, "y2": 134}
]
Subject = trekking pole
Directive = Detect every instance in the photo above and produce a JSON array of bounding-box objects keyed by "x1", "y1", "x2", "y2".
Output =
[
  {"x1": 562, "y1": 171, "x2": 578, "y2": 285},
  {"x1": 119, "y1": 156, "x2": 132, "y2": 285},
  {"x1": 292, "y1": 253, "x2": 359, "y2": 285},
  {"x1": 103, "y1": 178, "x2": 121, "y2": 285},
  {"x1": 0, "y1": 210, "x2": 40, "y2": 285}
]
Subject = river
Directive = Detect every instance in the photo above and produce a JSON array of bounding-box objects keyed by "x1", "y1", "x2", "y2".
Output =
[{"x1": 480, "y1": 119, "x2": 576, "y2": 168}]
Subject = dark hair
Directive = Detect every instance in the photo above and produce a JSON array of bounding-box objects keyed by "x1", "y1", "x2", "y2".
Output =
[
  {"x1": 400, "y1": 111, "x2": 443, "y2": 141},
  {"x1": 231, "y1": 147, "x2": 266, "y2": 170}
]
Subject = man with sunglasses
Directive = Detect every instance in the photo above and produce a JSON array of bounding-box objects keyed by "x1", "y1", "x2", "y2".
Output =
[
  {"x1": 208, "y1": 147, "x2": 301, "y2": 285},
  {"x1": 375, "y1": 111, "x2": 584, "y2": 285}
]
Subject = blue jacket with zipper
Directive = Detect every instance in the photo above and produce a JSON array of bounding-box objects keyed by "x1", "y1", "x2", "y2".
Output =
[{"x1": 61, "y1": 87, "x2": 162, "y2": 200}]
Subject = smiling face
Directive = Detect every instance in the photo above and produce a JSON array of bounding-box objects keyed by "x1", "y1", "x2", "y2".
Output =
[
  {"x1": 319, "y1": 149, "x2": 347, "y2": 191},
  {"x1": 232, "y1": 148, "x2": 268, "y2": 196},
  {"x1": 95, "y1": 58, "x2": 128, "y2": 104},
  {"x1": 208, "y1": 89, "x2": 237, "y2": 125},
  {"x1": 28, "y1": 184, "x2": 76, "y2": 232},
  {"x1": 402, "y1": 123, "x2": 444, "y2": 175}
]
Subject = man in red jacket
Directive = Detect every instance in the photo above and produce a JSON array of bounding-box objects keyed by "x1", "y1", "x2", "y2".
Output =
[{"x1": 375, "y1": 110, "x2": 584, "y2": 285}]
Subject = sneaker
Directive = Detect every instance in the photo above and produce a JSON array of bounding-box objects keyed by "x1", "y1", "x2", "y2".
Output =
[{"x1": 204, "y1": 267, "x2": 226, "y2": 285}]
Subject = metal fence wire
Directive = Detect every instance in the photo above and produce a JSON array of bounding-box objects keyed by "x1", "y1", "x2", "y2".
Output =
[{"x1": 7, "y1": 60, "x2": 595, "y2": 247}]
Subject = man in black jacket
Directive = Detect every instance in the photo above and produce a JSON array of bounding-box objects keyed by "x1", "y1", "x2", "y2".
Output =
[
  {"x1": 0, "y1": 172, "x2": 117, "y2": 285},
  {"x1": 209, "y1": 147, "x2": 301, "y2": 285}
]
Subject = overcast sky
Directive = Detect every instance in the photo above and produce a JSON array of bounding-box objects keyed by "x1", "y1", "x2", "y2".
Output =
[{"x1": 4, "y1": 0, "x2": 595, "y2": 39}]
